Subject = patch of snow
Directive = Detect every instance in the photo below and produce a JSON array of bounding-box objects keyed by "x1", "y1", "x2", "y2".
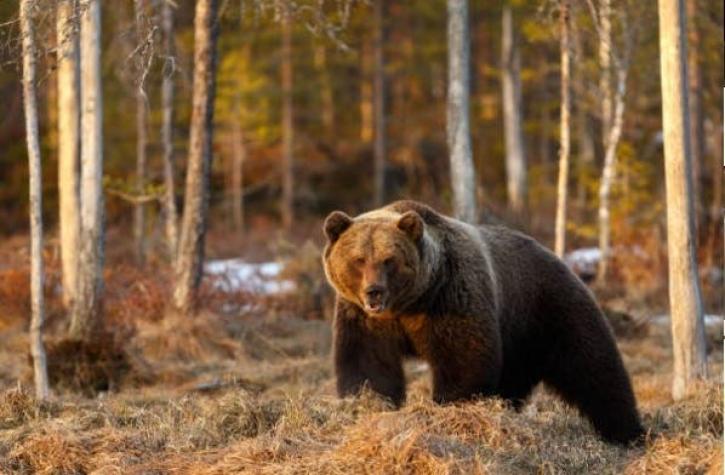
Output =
[
  {"x1": 564, "y1": 247, "x2": 601, "y2": 277},
  {"x1": 651, "y1": 314, "x2": 723, "y2": 328},
  {"x1": 204, "y1": 259, "x2": 295, "y2": 294}
]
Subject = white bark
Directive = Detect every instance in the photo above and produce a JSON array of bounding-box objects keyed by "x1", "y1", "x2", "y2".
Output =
[
  {"x1": 373, "y1": 0, "x2": 386, "y2": 207},
  {"x1": 447, "y1": 0, "x2": 477, "y2": 223},
  {"x1": 657, "y1": 0, "x2": 707, "y2": 400},
  {"x1": 161, "y1": 0, "x2": 178, "y2": 258},
  {"x1": 70, "y1": 0, "x2": 104, "y2": 341},
  {"x1": 57, "y1": 0, "x2": 80, "y2": 309},
  {"x1": 597, "y1": 66, "x2": 627, "y2": 280},
  {"x1": 501, "y1": 4, "x2": 527, "y2": 214},
  {"x1": 554, "y1": 0, "x2": 571, "y2": 258},
  {"x1": 173, "y1": 0, "x2": 219, "y2": 314},
  {"x1": 21, "y1": 0, "x2": 49, "y2": 400},
  {"x1": 599, "y1": 0, "x2": 613, "y2": 146}
]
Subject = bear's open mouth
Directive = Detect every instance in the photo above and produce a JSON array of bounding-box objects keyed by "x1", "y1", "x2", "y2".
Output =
[{"x1": 364, "y1": 302, "x2": 386, "y2": 314}]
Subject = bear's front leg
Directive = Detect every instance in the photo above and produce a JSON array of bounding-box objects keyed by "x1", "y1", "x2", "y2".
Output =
[
  {"x1": 428, "y1": 315, "x2": 502, "y2": 403},
  {"x1": 333, "y1": 298, "x2": 406, "y2": 406}
]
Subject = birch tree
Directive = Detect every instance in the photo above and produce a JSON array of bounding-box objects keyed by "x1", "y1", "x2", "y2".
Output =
[
  {"x1": 280, "y1": 4, "x2": 294, "y2": 230},
  {"x1": 372, "y1": 0, "x2": 385, "y2": 207},
  {"x1": 21, "y1": 0, "x2": 49, "y2": 400},
  {"x1": 231, "y1": 94, "x2": 246, "y2": 233},
  {"x1": 554, "y1": 0, "x2": 571, "y2": 257},
  {"x1": 315, "y1": 41, "x2": 334, "y2": 134},
  {"x1": 657, "y1": 0, "x2": 707, "y2": 400},
  {"x1": 133, "y1": 0, "x2": 150, "y2": 264},
  {"x1": 57, "y1": 0, "x2": 80, "y2": 309},
  {"x1": 161, "y1": 0, "x2": 178, "y2": 258},
  {"x1": 501, "y1": 3, "x2": 527, "y2": 214},
  {"x1": 685, "y1": 0, "x2": 704, "y2": 227},
  {"x1": 70, "y1": 0, "x2": 104, "y2": 341},
  {"x1": 447, "y1": 0, "x2": 477, "y2": 223},
  {"x1": 173, "y1": 0, "x2": 220, "y2": 314},
  {"x1": 586, "y1": 0, "x2": 634, "y2": 280}
]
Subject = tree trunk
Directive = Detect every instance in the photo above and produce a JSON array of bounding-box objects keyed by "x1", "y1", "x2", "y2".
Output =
[
  {"x1": 447, "y1": 0, "x2": 477, "y2": 223},
  {"x1": 597, "y1": 65, "x2": 628, "y2": 280},
  {"x1": 599, "y1": 0, "x2": 613, "y2": 149},
  {"x1": 685, "y1": 0, "x2": 704, "y2": 230},
  {"x1": 161, "y1": 0, "x2": 178, "y2": 259},
  {"x1": 501, "y1": 4, "x2": 527, "y2": 214},
  {"x1": 314, "y1": 41, "x2": 334, "y2": 134},
  {"x1": 657, "y1": 0, "x2": 707, "y2": 400},
  {"x1": 372, "y1": 0, "x2": 386, "y2": 207},
  {"x1": 280, "y1": 5, "x2": 294, "y2": 230},
  {"x1": 133, "y1": 0, "x2": 148, "y2": 265},
  {"x1": 360, "y1": 37, "x2": 373, "y2": 142},
  {"x1": 70, "y1": 0, "x2": 104, "y2": 341},
  {"x1": 232, "y1": 95, "x2": 245, "y2": 234},
  {"x1": 172, "y1": 0, "x2": 220, "y2": 314},
  {"x1": 57, "y1": 0, "x2": 81, "y2": 309},
  {"x1": 554, "y1": 0, "x2": 571, "y2": 258},
  {"x1": 21, "y1": 0, "x2": 50, "y2": 400}
]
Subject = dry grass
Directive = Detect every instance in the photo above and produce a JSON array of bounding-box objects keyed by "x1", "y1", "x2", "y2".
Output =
[{"x1": 0, "y1": 309, "x2": 721, "y2": 474}]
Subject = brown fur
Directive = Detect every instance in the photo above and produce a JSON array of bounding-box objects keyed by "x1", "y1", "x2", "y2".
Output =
[{"x1": 322, "y1": 200, "x2": 644, "y2": 444}]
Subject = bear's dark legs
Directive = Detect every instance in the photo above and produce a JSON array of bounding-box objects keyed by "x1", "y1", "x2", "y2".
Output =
[
  {"x1": 431, "y1": 363, "x2": 498, "y2": 403},
  {"x1": 499, "y1": 375, "x2": 540, "y2": 411},
  {"x1": 542, "y1": 315, "x2": 644, "y2": 444},
  {"x1": 333, "y1": 300, "x2": 406, "y2": 406},
  {"x1": 427, "y1": 316, "x2": 502, "y2": 404}
]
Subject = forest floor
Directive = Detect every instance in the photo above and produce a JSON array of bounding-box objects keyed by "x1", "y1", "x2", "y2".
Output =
[{"x1": 0, "y1": 229, "x2": 722, "y2": 474}]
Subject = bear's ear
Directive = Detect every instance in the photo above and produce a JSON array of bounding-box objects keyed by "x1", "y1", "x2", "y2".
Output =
[
  {"x1": 324, "y1": 211, "x2": 353, "y2": 243},
  {"x1": 397, "y1": 211, "x2": 424, "y2": 242}
]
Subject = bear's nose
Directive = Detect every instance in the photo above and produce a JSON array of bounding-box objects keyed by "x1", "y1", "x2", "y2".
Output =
[{"x1": 365, "y1": 285, "x2": 385, "y2": 301}]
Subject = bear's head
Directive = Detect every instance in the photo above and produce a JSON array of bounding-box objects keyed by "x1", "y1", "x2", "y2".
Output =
[{"x1": 322, "y1": 209, "x2": 427, "y2": 317}]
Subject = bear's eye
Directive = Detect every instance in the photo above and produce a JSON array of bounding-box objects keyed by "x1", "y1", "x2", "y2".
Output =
[
  {"x1": 353, "y1": 257, "x2": 365, "y2": 267},
  {"x1": 383, "y1": 257, "x2": 395, "y2": 268}
]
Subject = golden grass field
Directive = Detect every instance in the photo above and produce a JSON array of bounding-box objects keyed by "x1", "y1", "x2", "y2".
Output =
[{"x1": 0, "y1": 238, "x2": 722, "y2": 474}]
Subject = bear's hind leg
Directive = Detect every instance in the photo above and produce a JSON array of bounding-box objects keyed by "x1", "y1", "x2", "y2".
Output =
[{"x1": 542, "y1": 325, "x2": 644, "y2": 444}]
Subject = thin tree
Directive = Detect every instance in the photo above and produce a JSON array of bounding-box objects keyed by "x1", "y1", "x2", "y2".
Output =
[
  {"x1": 70, "y1": 0, "x2": 105, "y2": 341},
  {"x1": 501, "y1": 3, "x2": 527, "y2": 214},
  {"x1": 231, "y1": 93, "x2": 246, "y2": 233},
  {"x1": 598, "y1": 0, "x2": 612, "y2": 150},
  {"x1": 161, "y1": 0, "x2": 178, "y2": 258},
  {"x1": 586, "y1": 0, "x2": 634, "y2": 280},
  {"x1": 57, "y1": 0, "x2": 80, "y2": 309},
  {"x1": 657, "y1": 0, "x2": 707, "y2": 400},
  {"x1": 133, "y1": 0, "x2": 149, "y2": 264},
  {"x1": 685, "y1": 0, "x2": 704, "y2": 227},
  {"x1": 280, "y1": 3, "x2": 294, "y2": 230},
  {"x1": 372, "y1": 0, "x2": 385, "y2": 207},
  {"x1": 314, "y1": 41, "x2": 334, "y2": 134},
  {"x1": 172, "y1": 0, "x2": 220, "y2": 314},
  {"x1": 447, "y1": 0, "x2": 477, "y2": 223},
  {"x1": 20, "y1": 0, "x2": 49, "y2": 400},
  {"x1": 554, "y1": 0, "x2": 571, "y2": 257}
]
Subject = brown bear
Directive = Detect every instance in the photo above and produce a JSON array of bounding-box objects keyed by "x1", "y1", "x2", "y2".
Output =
[{"x1": 322, "y1": 200, "x2": 644, "y2": 444}]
